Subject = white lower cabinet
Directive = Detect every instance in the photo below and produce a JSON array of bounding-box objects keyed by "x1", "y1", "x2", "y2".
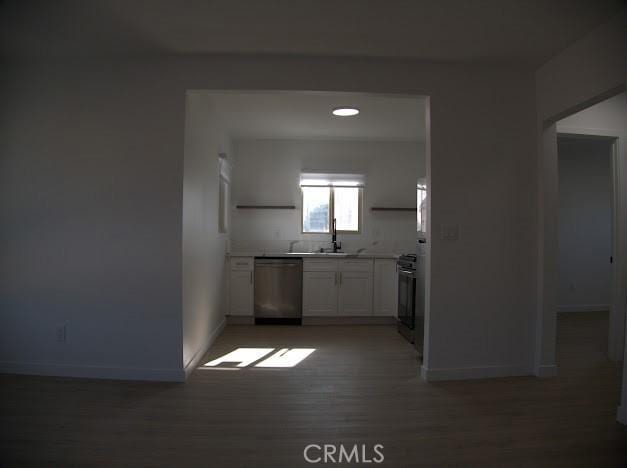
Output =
[
  {"x1": 338, "y1": 270, "x2": 373, "y2": 316},
  {"x1": 373, "y1": 259, "x2": 397, "y2": 316},
  {"x1": 303, "y1": 258, "x2": 374, "y2": 316},
  {"x1": 302, "y1": 271, "x2": 339, "y2": 316},
  {"x1": 228, "y1": 256, "x2": 396, "y2": 318},
  {"x1": 229, "y1": 258, "x2": 254, "y2": 316}
]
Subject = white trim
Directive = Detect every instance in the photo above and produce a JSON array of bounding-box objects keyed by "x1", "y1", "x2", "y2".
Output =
[
  {"x1": 183, "y1": 317, "x2": 226, "y2": 379},
  {"x1": 420, "y1": 364, "x2": 531, "y2": 381},
  {"x1": 557, "y1": 304, "x2": 610, "y2": 313},
  {"x1": 617, "y1": 406, "x2": 627, "y2": 425},
  {"x1": 0, "y1": 361, "x2": 185, "y2": 382},
  {"x1": 534, "y1": 364, "x2": 558, "y2": 377},
  {"x1": 557, "y1": 125, "x2": 624, "y2": 138}
]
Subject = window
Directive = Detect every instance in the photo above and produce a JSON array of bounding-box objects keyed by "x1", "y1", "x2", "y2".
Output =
[
  {"x1": 301, "y1": 173, "x2": 363, "y2": 234},
  {"x1": 219, "y1": 156, "x2": 231, "y2": 233},
  {"x1": 333, "y1": 186, "x2": 360, "y2": 231},
  {"x1": 302, "y1": 186, "x2": 330, "y2": 233},
  {"x1": 417, "y1": 180, "x2": 427, "y2": 234}
]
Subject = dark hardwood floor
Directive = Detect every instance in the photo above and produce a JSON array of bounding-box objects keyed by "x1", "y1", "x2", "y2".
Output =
[{"x1": 1, "y1": 312, "x2": 626, "y2": 467}]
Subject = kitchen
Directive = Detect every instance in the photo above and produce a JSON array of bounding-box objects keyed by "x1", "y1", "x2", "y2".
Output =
[{"x1": 184, "y1": 90, "x2": 427, "y2": 367}]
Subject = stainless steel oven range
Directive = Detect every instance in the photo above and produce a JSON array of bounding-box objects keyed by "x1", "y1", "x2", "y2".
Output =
[{"x1": 397, "y1": 254, "x2": 417, "y2": 344}]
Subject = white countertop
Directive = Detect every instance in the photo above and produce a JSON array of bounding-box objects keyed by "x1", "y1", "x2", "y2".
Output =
[{"x1": 227, "y1": 251, "x2": 399, "y2": 259}]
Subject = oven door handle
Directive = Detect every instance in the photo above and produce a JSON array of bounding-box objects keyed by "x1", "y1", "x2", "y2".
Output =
[{"x1": 398, "y1": 269, "x2": 416, "y2": 277}]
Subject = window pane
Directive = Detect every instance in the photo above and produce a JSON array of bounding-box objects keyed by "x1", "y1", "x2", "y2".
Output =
[
  {"x1": 302, "y1": 186, "x2": 330, "y2": 232},
  {"x1": 417, "y1": 184, "x2": 427, "y2": 233},
  {"x1": 334, "y1": 187, "x2": 360, "y2": 231}
]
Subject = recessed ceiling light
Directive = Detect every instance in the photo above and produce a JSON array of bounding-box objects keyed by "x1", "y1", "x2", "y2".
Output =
[{"x1": 332, "y1": 107, "x2": 360, "y2": 117}]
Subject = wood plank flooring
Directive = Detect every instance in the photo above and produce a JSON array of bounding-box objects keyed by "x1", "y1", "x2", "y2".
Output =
[{"x1": 1, "y1": 312, "x2": 626, "y2": 466}]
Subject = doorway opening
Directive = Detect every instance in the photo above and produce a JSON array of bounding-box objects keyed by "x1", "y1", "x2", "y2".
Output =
[
  {"x1": 556, "y1": 133, "x2": 618, "y2": 368},
  {"x1": 181, "y1": 90, "x2": 432, "y2": 378},
  {"x1": 537, "y1": 90, "x2": 626, "y2": 378}
]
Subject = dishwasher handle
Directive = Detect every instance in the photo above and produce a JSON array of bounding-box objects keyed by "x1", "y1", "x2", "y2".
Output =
[{"x1": 255, "y1": 258, "x2": 302, "y2": 267}]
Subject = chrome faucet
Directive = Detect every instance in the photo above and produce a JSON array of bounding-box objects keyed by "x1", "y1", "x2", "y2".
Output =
[{"x1": 288, "y1": 240, "x2": 299, "y2": 253}]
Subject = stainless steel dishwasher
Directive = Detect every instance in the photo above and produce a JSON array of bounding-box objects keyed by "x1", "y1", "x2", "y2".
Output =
[{"x1": 254, "y1": 258, "x2": 303, "y2": 324}]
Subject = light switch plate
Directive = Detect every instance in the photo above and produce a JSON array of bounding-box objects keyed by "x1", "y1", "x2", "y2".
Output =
[{"x1": 440, "y1": 224, "x2": 459, "y2": 241}]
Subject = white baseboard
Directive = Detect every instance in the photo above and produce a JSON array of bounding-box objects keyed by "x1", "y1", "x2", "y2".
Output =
[
  {"x1": 420, "y1": 364, "x2": 531, "y2": 381},
  {"x1": 183, "y1": 317, "x2": 226, "y2": 379},
  {"x1": 558, "y1": 304, "x2": 610, "y2": 313},
  {"x1": 0, "y1": 361, "x2": 185, "y2": 382},
  {"x1": 617, "y1": 406, "x2": 627, "y2": 425},
  {"x1": 1, "y1": 318, "x2": 228, "y2": 383},
  {"x1": 535, "y1": 364, "x2": 558, "y2": 377}
]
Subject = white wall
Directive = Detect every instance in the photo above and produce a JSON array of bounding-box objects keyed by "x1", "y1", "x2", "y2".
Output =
[
  {"x1": 230, "y1": 138, "x2": 423, "y2": 255},
  {"x1": 181, "y1": 92, "x2": 230, "y2": 375},
  {"x1": 0, "y1": 60, "x2": 185, "y2": 380},
  {"x1": 535, "y1": 11, "x2": 626, "y2": 123},
  {"x1": 1, "y1": 54, "x2": 538, "y2": 382},
  {"x1": 557, "y1": 138, "x2": 612, "y2": 311}
]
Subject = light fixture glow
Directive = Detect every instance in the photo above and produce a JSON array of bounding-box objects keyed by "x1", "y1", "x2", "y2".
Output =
[{"x1": 332, "y1": 107, "x2": 360, "y2": 117}]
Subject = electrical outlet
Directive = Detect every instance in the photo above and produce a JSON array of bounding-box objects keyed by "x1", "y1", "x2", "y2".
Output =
[
  {"x1": 56, "y1": 323, "x2": 67, "y2": 343},
  {"x1": 440, "y1": 224, "x2": 460, "y2": 241}
]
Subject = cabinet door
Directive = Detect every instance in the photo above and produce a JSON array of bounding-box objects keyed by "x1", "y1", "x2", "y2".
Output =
[
  {"x1": 303, "y1": 271, "x2": 338, "y2": 316},
  {"x1": 338, "y1": 271, "x2": 373, "y2": 316},
  {"x1": 374, "y1": 259, "x2": 397, "y2": 316},
  {"x1": 229, "y1": 270, "x2": 253, "y2": 316}
]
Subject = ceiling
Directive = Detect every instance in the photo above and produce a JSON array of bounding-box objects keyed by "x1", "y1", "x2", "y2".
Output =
[
  {"x1": 203, "y1": 92, "x2": 426, "y2": 141},
  {"x1": 1, "y1": 0, "x2": 624, "y2": 68}
]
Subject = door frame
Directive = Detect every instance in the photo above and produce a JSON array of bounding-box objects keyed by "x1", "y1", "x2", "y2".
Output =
[
  {"x1": 556, "y1": 130, "x2": 622, "y2": 360},
  {"x1": 535, "y1": 86, "x2": 626, "y2": 378}
]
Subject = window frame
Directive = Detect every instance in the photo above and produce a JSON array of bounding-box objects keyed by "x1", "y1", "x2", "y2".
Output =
[{"x1": 301, "y1": 184, "x2": 363, "y2": 235}]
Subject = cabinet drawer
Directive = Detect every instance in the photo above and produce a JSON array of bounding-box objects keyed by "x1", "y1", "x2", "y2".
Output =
[
  {"x1": 303, "y1": 258, "x2": 339, "y2": 272},
  {"x1": 230, "y1": 257, "x2": 254, "y2": 271},
  {"x1": 339, "y1": 258, "x2": 373, "y2": 273}
]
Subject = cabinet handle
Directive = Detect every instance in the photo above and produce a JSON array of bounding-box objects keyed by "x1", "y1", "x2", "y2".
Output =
[
  {"x1": 250, "y1": 271, "x2": 253, "y2": 284},
  {"x1": 339, "y1": 272, "x2": 342, "y2": 285},
  {"x1": 334, "y1": 272, "x2": 338, "y2": 285}
]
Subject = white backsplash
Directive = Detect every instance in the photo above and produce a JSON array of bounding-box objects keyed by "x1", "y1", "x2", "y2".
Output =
[{"x1": 230, "y1": 238, "x2": 415, "y2": 255}]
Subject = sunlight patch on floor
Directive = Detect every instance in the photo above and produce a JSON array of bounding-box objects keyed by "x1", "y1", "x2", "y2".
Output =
[{"x1": 201, "y1": 347, "x2": 316, "y2": 369}]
